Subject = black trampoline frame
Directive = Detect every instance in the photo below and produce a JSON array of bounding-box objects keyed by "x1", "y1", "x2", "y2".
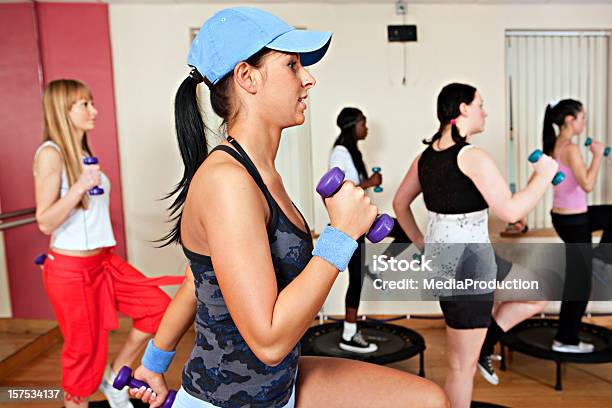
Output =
[
  {"x1": 300, "y1": 320, "x2": 427, "y2": 377},
  {"x1": 500, "y1": 318, "x2": 612, "y2": 391}
]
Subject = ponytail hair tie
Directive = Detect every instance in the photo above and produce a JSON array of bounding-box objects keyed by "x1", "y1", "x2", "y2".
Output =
[
  {"x1": 548, "y1": 99, "x2": 559, "y2": 109},
  {"x1": 450, "y1": 119, "x2": 457, "y2": 126},
  {"x1": 189, "y1": 68, "x2": 204, "y2": 84}
]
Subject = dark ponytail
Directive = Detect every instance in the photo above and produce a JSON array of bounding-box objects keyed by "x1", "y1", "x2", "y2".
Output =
[
  {"x1": 542, "y1": 104, "x2": 556, "y2": 156},
  {"x1": 334, "y1": 107, "x2": 368, "y2": 181},
  {"x1": 160, "y1": 48, "x2": 273, "y2": 246},
  {"x1": 542, "y1": 99, "x2": 583, "y2": 156},
  {"x1": 160, "y1": 71, "x2": 207, "y2": 246},
  {"x1": 424, "y1": 82, "x2": 476, "y2": 146}
]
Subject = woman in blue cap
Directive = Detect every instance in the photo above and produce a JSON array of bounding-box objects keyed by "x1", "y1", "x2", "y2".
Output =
[{"x1": 129, "y1": 7, "x2": 448, "y2": 408}]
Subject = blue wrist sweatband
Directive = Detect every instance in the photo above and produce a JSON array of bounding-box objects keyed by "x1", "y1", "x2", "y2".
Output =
[
  {"x1": 312, "y1": 226, "x2": 358, "y2": 271},
  {"x1": 142, "y1": 339, "x2": 176, "y2": 374}
]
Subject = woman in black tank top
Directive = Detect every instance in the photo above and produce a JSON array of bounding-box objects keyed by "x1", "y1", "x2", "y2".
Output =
[
  {"x1": 394, "y1": 83, "x2": 557, "y2": 408},
  {"x1": 128, "y1": 7, "x2": 447, "y2": 408}
]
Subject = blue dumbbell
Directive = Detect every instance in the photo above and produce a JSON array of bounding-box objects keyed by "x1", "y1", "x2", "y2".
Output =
[
  {"x1": 371, "y1": 167, "x2": 383, "y2": 193},
  {"x1": 82, "y1": 157, "x2": 104, "y2": 195},
  {"x1": 585, "y1": 138, "x2": 611, "y2": 157},
  {"x1": 527, "y1": 150, "x2": 565, "y2": 185}
]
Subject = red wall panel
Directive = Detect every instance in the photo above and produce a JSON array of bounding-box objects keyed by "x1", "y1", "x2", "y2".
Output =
[{"x1": 0, "y1": 2, "x2": 54, "y2": 319}]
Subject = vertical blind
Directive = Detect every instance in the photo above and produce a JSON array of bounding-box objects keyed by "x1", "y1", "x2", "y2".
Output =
[{"x1": 507, "y1": 31, "x2": 609, "y2": 229}]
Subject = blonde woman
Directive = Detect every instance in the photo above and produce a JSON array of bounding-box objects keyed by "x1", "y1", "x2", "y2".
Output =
[{"x1": 33, "y1": 79, "x2": 183, "y2": 408}]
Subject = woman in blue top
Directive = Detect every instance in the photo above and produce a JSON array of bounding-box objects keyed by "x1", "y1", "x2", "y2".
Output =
[{"x1": 129, "y1": 7, "x2": 447, "y2": 408}]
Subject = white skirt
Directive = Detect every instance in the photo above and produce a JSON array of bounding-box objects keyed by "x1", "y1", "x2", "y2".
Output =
[{"x1": 424, "y1": 209, "x2": 497, "y2": 295}]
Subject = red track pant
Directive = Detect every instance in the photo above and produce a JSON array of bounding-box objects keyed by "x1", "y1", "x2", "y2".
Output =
[{"x1": 42, "y1": 248, "x2": 184, "y2": 397}]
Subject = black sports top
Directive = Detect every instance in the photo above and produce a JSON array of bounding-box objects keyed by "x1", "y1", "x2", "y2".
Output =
[{"x1": 418, "y1": 141, "x2": 488, "y2": 214}]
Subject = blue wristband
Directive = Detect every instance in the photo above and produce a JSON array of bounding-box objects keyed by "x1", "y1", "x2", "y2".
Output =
[
  {"x1": 312, "y1": 226, "x2": 358, "y2": 271},
  {"x1": 141, "y1": 339, "x2": 176, "y2": 374}
]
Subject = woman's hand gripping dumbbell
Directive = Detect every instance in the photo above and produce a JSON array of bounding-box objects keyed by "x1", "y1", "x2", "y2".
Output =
[
  {"x1": 81, "y1": 157, "x2": 104, "y2": 195},
  {"x1": 585, "y1": 137, "x2": 611, "y2": 157},
  {"x1": 528, "y1": 149, "x2": 565, "y2": 185},
  {"x1": 316, "y1": 167, "x2": 394, "y2": 243},
  {"x1": 371, "y1": 167, "x2": 383, "y2": 193},
  {"x1": 113, "y1": 366, "x2": 176, "y2": 408}
]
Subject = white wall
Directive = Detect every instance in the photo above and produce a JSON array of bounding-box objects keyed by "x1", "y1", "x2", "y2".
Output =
[{"x1": 109, "y1": 2, "x2": 612, "y2": 312}]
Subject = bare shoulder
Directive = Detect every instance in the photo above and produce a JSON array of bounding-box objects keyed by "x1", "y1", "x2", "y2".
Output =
[
  {"x1": 461, "y1": 145, "x2": 489, "y2": 159},
  {"x1": 409, "y1": 152, "x2": 422, "y2": 172},
  {"x1": 458, "y1": 146, "x2": 494, "y2": 170},
  {"x1": 196, "y1": 149, "x2": 253, "y2": 189},
  {"x1": 189, "y1": 148, "x2": 266, "y2": 213},
  {"x1": 562, "y1": 143, "x2": 583, "y2": 165},
  {"x1": 34, "y1": 145, "x2": 63, "y2": 174}
]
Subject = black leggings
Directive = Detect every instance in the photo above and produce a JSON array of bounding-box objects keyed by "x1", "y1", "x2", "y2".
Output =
[
  {"x1": 345, "y1": 217, "x2": 411, "y2": 310},
  {"x1": 551, "y1": 205, "x2": 612, "y2": 344}
]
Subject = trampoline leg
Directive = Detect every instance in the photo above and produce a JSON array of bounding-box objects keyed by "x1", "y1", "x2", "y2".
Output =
[
  {"x1": 500, "y1": 343, "x2": 506, "y2": 371},
  {"x1": 555, "y1": 361, "x2": 563, "y2": 391},
  {"x1": 419, "y1": 351, "x2": 425, "y2": 377}
]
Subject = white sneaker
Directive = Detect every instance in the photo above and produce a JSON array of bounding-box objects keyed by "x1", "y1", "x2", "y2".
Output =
[
  {"x1": 99, "y1": 364, "x2": 134, "y2": 408},
  {"x1": 339, "y1": 331, "x2": 378, "y2": 353},
  {"x1": 552, "y1": 340, "x2": 595, "y2": 353}
]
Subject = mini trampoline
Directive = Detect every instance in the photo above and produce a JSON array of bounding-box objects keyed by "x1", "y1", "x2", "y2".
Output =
[
  {"x1": 300, "y1": 320, "x2": 426, "y2": 376},
  {"x1": 500, "y1": 318, "x2": 612, "y2": 390}
]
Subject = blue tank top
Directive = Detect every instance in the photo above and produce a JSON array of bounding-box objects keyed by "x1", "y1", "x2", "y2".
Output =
[{"x1": 181, "y1": 137, "x2": 313, "y2": 407}]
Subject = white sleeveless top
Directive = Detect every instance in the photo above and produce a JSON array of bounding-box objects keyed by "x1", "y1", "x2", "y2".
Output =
[
  {"x1": 35, "y1": 141, "x2": 116, "y2": 250},
  {"x1": 329, "y1": 145, "x2": 372, "y2": 198}
]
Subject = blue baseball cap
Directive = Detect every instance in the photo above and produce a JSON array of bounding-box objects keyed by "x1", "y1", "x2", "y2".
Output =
[{"x1": 188, "y1": 7, "x2": 332, "y2": 84}]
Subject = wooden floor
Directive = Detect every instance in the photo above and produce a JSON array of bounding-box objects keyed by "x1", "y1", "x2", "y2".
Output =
[
  {"x1": 1, "y1": 316, "x2": 611, "y2": 408},
  {"x1": 0, "y1": 319, "x2": 58, "y2": 362},
  {"x1": 0, "y1": 333, "x2": 41, "y2": 362}
]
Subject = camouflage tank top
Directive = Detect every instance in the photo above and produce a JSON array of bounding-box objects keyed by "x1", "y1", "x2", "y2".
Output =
[{"x1": 181, "y1": 137, "x2": 313, "y2": 407}]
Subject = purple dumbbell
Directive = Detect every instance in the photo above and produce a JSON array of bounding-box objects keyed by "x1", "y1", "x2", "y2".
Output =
[
  {"x1": 113, "y1": 366, "x2": 176, "y2": 408},
  {"x1": 316, "y1": 167, "x2": 394, "y2": 243},
  {"x1": 82, "y1": 157, "x2": 104, "y2": 195},
  {"x1": 34, "y1": 254, "x2": 47, "y2": 265}
]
